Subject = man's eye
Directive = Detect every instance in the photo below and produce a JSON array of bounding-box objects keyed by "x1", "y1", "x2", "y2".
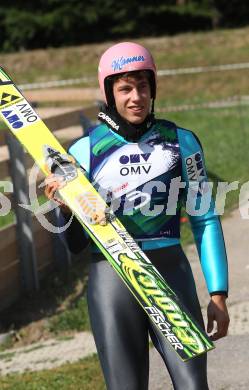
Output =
[{"x1": 120, "y1": 87, "x2": 130, "y2": 92}]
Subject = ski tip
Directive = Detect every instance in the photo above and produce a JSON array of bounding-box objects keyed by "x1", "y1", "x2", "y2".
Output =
[{"x1": 0, "y1": 67, "x2": 11, "y2": 83}]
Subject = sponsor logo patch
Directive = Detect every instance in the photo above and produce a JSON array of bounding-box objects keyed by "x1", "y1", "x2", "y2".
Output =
[
  {"x1": 185, "y1": 152, "x2": 209, "y2": 195},
  {"x1": 98, "y1": 112, "x2": 119, "y2": 130},
  {"x1": 119, "y1": 153, "x2": 151, "y2": 176},
  {"x1": 185, "y1": 152, "x2": 206, "y2": 182},
  {"x1": 1, "y1": 102, "x2": 38, "y2": 130},
  {"x1": 112, "y1": 182, "x2": 129, "y2": 194},
  {"x1": 0, "y1": 92, "x2": 21, "y2": 107},
  {"x1": 75, "y1": 192, "x2": 105, "y2": 224},
  {"x1": 112, "y1": 55, "x2": 145, "y2": 72}
]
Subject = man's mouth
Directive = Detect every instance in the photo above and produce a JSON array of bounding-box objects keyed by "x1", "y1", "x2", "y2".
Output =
[{"x1": 128, "y1": 106, "x2": 144, "y2": 113}]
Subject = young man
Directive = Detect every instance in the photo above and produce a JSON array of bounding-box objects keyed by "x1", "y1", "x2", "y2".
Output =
[{"x1": 45, "y1": 42, "x2": 229, "y2": 390}]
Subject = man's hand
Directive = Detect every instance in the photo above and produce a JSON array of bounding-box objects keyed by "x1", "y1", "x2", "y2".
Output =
[
  {"x1": 44, "y1": 174, "x2": 71, "y2": 214},
  {"x1": 44, "y1": 174, "x2": 107, "y2": 225},
  {"x1": 207, "y1": 295, "x2": 230, "y2": 341},
  {"x1": 91, "y1": 211, "x2": 107, "y2": 226}
]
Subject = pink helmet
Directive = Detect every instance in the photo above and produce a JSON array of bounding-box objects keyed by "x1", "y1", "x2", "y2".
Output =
[{"x1": 98, "y1": 42, "x2": 157, "y2": 105}]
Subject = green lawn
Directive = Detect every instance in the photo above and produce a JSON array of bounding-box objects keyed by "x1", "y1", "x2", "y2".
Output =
[
  {"x1": 1, "y1": 26, "x2": 249, "y2": 88},
  {"x1": 0, "y1": 354, "x2": 105, "y2": 390},
  {"x1": 164, "y1": 106, "x2": 249, "y2": 183},
  {"x1": 164, "y1": 105, "x2": 249, "y2": 211}
]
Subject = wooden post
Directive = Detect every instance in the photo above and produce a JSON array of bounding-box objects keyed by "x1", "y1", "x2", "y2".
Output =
[{"x1": 5, "y1": 132, "x2": 39, "y2": 292}]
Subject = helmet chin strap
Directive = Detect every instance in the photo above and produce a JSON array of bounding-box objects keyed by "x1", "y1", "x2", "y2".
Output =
[
  {"x1": 98, "y1": 103, "x2": 155, "y2": 142},
  {"x1": 151, "y1": 98, "x2": 155, "y2": 115}
]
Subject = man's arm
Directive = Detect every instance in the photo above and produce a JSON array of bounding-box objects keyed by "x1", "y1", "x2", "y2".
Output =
[{"x1": 178, "y1": 127, "x2": 229, "y2": 340}]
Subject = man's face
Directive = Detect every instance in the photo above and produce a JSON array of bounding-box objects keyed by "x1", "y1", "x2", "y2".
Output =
[{"x1": 113, "y1": 75, "x2": 151, "y2": 124}]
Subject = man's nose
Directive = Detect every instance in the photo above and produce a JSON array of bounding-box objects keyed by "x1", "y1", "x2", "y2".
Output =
[{"x1": 131, "y1": 88, "x2": 140, "y2": 101}]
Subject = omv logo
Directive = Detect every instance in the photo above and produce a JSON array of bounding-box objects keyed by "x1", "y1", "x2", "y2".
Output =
[
  {"x1": 112, "y1": 55, "x2": 145, "y2": 71},
  {"x1": 185, "y1": 152, "x2": 205, "y2": 181},
  {"x1": 119, "y1": 153, "x2": 151, "y2": 176}
]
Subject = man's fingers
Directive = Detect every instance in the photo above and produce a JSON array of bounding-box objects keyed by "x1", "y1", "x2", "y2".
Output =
[
  {"x1": 210, "y1": 327, "x2": 225, "y2": 341},
  {"x1": 207, "y1": 296, "x2": 230, "y2": 341},
  {"x1": 207, "y1": 317, "x2": 214, "y2": 334},
  {"x1": 45, "y1": 182, "x2": 59, "y2": 199},
  {"x1": 44, "y1": 175, "x2": 64, "y2": 188},
  {"x1": 210, "y1": 325, "x2": 228, "y2": 341},
  {"x1": 45, "y1": 174, "x2": 64, "y2": 185},
  {"x1": 207, "y1": 304, "x2": 215, "y2": 334},
  {"x1": 92, "y1": 211, "x2": 107, "y2": 226},
  {"x1": 44, "y1": 174, "x2": 69, "y2": 211},
  {"x1": 216, "y1": 316, "x2": 230, "y2": 339},
  {"x1": 208, "y1": 312, "x2": 230, "y2": 341}
]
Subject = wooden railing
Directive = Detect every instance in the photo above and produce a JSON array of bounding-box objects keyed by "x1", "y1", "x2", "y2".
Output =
[{"x1": 0, "y1": 104, "x2": 99, "y2": 311}]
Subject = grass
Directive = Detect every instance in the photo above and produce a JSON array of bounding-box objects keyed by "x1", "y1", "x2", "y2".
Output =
[
  {"x1": 0, "y1": 334, "x2": 15, "y2": 353},
  {"x1": 0, "y1": 354, "x2": 105, "y2": 390},
  {"x1": 0, "y1": 351, "x2": 16, "y2": 362},
  {"x1": 164, "y1": 106, "x2": 249, "y2": 211},
  {"x1": 0, "y1": 209, "x2": 15, "y2": 228},
  {"x1": 164, "y1": 106, "x2": 249, "y2": 182},
  {"x1": 174, "y1": 104, "x2": 249, "y2": 247},
  {"x1": 48, "y1": 294, "x2": 90, "y2": 334}
]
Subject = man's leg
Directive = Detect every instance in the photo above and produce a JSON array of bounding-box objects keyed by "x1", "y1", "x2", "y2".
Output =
[
  {"x1": 87, "y1": 258, "x2": 150, "y2": 390},
  {"x1": 147, "y1": 246, "x2": 209, "y2": 390}
]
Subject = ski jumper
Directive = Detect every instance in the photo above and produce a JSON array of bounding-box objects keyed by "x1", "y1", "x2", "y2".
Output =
[{"x1": 63, "y1": 119, "x2": 228, "y2": 390}]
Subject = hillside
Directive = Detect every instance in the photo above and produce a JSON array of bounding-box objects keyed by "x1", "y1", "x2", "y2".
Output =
[
  {"x1": 1, "y1": 26, "x2": 249, "y2": 188},
  {"x1": 1, "y1": 26, "x2": 249, "y2": 106}
]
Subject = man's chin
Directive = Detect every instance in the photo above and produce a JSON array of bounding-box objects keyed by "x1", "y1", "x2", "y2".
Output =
[{"x1": 127, "y1": 114, "x2": 146, "y2": 125}]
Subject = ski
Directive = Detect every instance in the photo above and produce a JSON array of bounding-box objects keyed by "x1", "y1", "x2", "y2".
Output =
[{"x1": 0, "y1": 67, "x2": 214, "y2": 361}]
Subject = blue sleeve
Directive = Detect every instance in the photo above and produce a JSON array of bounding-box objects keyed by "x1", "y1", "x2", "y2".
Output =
[
  {"x1": 178, "y1": 128, "x2": 228, "y2": 295},
  {"x1": 68, "y1": 136, "x2": 90, "y2": 175}
]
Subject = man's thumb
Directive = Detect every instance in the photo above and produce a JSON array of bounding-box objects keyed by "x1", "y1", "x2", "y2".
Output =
[{"x1": 207, "y1": 315, "x2": 214, "y2": 334}]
